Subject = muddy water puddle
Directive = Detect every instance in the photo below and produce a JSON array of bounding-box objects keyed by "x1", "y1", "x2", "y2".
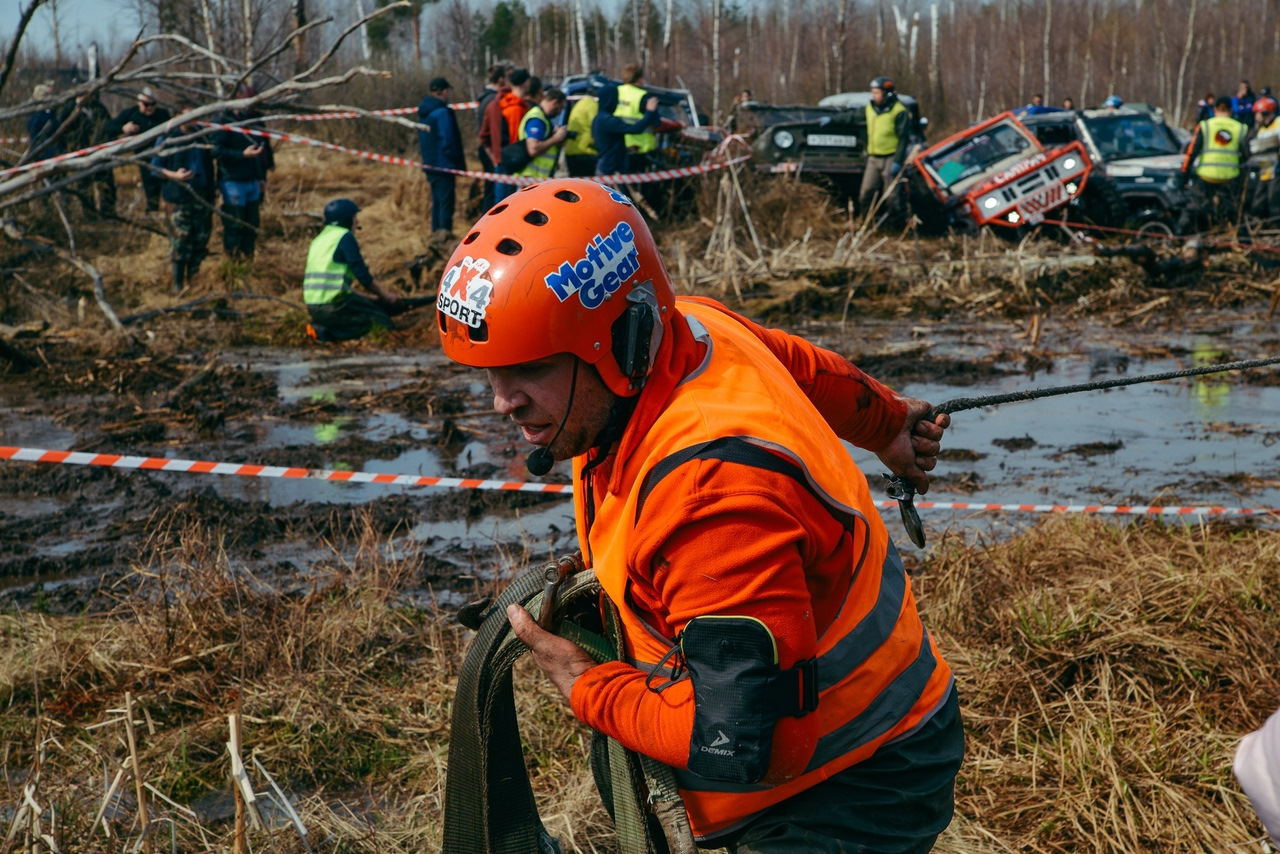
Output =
[{"x1": 2, "y1": 310, "x2": 1278, "y2": 601}]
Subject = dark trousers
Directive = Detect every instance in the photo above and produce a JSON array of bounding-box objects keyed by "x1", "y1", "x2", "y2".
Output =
[
  {"x1": 566, "y1": 154, "x2": 598, "y2": 177},
  {"x1": 167, "y1": 194, "x2": 214, "y2": 271},
  {"x1": 1176, "y1": 176, "x2": 1245, "y2": 234},
  {"x1": 478, "y1": 147, "x2": 497, "y2": 211},
  {"x1": 307, "y1": 295, "x2": 394, "y2": 342},
  {"x1": 428, "y1": 172, "x2": 456, "y2": 233},
  {"x1": 221, "y1": 201, "x2": 260, "y2": 259},
  {"x1": 720, "y1": 688, "x2": 964, "y2": 854},
  {"x1": 139, "y1": 165, "x2": 163, "y2": 211}
]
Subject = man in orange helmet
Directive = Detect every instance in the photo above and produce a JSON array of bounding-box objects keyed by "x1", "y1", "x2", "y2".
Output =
[{"x1": 436, "y1": 179, "x2": 963, "y2": 852}]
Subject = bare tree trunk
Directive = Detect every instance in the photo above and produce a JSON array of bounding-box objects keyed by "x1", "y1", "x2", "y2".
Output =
[
  {"x1": 908, "y1": 11, "x2": 919, "y2": 76},
  {"x1": 662, "y1": 0, "x2": 673, "y2": 81},
  {"x1": 929, "y1": 2, "x2": 940, "y2": 114},
  {"x1": 712, "y1": 0, "x2": 722, "y2": 124},
  {"x1": 639, "y1": 0, "x2": 651, "y2": 71},
  {"x1": 49, "y1": 0, "x2": 61, "y2": 68},
  {"x1": 1016, "y1": 1, "x2": 1026, "y2": 103},
  {"x1": 834, "y1": 0, "x2": 848, "y2": 94},
  {"x1": 241, "y1": 0, "x2": 253, "y2": 66},
  {"x1": 1081, "y1": 0, "x2": 1094, "y2": 106},
  {"x1": 789, "y1": 0, "x2": 802, "y2": 99},
  {"x1": 354, "y1": 0, "x2": 371, "y2": 60},
  {"x1": 1173, "y1": 0, "x2": 1198, "y2": 126},
  {"x1": 1042, "y1": 0, "x2": 1051, "y2": 98},
  {"x1": 1108, "y1": 9, "x2": 1118, "y2": 96},
  {"x1": 294, "y1": 0, "x2": 307, "y2": 74},
  {"x1": 412, "y1": 12, "x2": 421, "y2": 65},
  {"x1": 577, "y1": 0, "x2": 590, "y2": 74}
]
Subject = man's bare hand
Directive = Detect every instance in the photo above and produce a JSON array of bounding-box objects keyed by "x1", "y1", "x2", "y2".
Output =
[
  {"x1": 874, "y1": 397, "x2": 951, "y2": 495},
  {"x1": 507, "y1": 603, "x2": 596, "y2": 701}
]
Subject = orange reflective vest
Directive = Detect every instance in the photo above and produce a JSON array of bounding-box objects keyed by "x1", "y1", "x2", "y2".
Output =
[{"x1": 572, "y1": 300, "x2": 954, "y2": 840}]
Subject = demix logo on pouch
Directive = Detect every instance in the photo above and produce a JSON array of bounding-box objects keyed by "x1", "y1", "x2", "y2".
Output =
[
  {"x1": 438, "y1": 256, "x2": 494, "y2": 329},
  {"x1": 543, "y1": 220, "x2": 641, "y2": 309}
]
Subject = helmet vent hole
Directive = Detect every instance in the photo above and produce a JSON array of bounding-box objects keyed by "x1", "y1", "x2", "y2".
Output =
[
  {"x1": 470, "y1": 320, "x2": 489, "y2": 342},
  {"x1": 496, "y1": 238, "x2": 522, "y2": 256},
  {"x1": 463, "y1": 231, "x2": 479, "y2": 245},
  {"x1": 437, "y1": 310, "x2": 448, "y2": 333},
  {"x1": 489, "y1": 204, "x2": 509, "y2": 216},
  {"x1": 523, "y1": 210, "x2": 549, "y2": 226},
  {"x1": 553, "y1": 190, "x2": 581, "y2": 203}
]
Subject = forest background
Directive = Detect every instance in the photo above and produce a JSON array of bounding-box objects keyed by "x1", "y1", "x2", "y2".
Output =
[{"x1": 5, "y1": 0, "x2": 1280, "y2": 138}]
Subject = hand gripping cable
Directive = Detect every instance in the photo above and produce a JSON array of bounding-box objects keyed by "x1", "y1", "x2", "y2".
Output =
[
  {"x1": 445, "y1": 555, "x2": 697, "y2": 854},
  {"x1": 884, "y1": 355, "x2": 1280, "y2": 548}
]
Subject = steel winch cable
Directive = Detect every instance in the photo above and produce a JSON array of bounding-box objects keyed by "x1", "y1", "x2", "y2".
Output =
[{"x1": 884, "y1": 354, "x2": 1280, "y2": 548}]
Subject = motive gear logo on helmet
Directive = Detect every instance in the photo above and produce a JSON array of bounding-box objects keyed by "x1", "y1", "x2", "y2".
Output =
[
  {"x1": 870, "y1": 76, "x2": 895, "y2": 92},
  {"x1": 437, "y1": 256, "x2": 494, "y2": 329},
  {"x1": 436, "y1": 179, "x2": 675, "y2": 397}
]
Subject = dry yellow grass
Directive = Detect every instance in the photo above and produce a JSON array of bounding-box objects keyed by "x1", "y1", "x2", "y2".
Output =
[{"x1": 2, "y1": 511, "x2": 1277, "y2": 851}]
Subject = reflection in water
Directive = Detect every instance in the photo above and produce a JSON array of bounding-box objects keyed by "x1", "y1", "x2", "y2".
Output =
[{"x1": 1191, "y1": 337, "x2": 1230, "y2": 419}]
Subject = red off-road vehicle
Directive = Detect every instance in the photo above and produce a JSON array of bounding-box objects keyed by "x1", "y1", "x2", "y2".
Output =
[{"x1": 907, "y1": 111, "x2": 1093, "y2": 234}]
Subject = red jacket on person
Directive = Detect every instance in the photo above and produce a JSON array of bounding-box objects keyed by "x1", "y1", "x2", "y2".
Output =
[{"x1": 477, "y1": 85, "x2": 512, "y2": 163}]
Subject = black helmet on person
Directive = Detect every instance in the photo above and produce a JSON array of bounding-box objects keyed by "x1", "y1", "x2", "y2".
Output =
[
  {"x1": 870, "y1": 76, "x2": 895, "y2": 93},
  {"x1": 324, "y1": 198, "x2": 360, "y2": 228}
]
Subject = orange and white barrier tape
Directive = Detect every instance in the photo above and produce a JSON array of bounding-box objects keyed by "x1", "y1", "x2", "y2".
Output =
[
  {"x1": 0, "y1": 136, "x2": 126, "y2": 178},
  {"x1": 199, "y1": 120, "x2": 750, "y2": 186},
  {"x1": 0, "y1": 446, "x2": 572, "y2": 495},
  {"x1": 0, "y1": 137, "x2": 29, "y2": 144},
  {"x1": 3, "y1": 445, "x2": 1277, "y2": 517}
]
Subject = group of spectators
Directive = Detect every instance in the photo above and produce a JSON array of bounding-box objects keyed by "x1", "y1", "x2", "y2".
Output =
[
  {"x1": 415, "y1": 62, "x2": 661, "y2": 238},
  {"x1": 24, "y1": 81, "x2": 274, "y2": 292}
]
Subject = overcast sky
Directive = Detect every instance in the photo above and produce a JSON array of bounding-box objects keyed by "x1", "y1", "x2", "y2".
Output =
[{"x1": 2, "y1": 0, "x2": 140, "y2": 61}]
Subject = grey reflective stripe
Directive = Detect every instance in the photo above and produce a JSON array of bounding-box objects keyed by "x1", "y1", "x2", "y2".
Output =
[
  {"x1": 815, "y1": 539, "x2": 907, "y2": 692},
  {"x1": 304, "y1": 272, "x2": 347, "y2": 281},
  {"x1": 672, "y1": 624, "x2": 939, "y2": 794}
]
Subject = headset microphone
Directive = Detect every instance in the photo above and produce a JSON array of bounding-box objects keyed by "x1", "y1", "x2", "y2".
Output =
[{"x1": 525, "y1": 359, "x2": 579, "y2": 477}]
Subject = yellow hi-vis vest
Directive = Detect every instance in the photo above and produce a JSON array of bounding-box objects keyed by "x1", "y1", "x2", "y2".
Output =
[
  {"x1": 864, "y1": 100, "x2": 906, "y2": 157},
  {"x1": 565, "y1": 96, "x2": 598, "y2": 157},
  {"x1": 616, "y1": 82, "x2": 657, "y2": 154},
  {"x1": 1196, "y1": 115, "x2": 1248, "y2": 182},
  {"x1": 517, "y1": 105, "x2": 560, "y2": 178},
  {"x1": 303, "y1": 224, "x2": 353, "y2": 305}
]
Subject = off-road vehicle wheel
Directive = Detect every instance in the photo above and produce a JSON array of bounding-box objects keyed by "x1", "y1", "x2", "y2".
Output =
[{"x1": 1065, "y1": 176, "x2": 1127, "y2": 232}]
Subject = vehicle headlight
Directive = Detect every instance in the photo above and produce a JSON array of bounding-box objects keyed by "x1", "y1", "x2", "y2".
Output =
[
  {"x1": 1065, "y1": 181, "x2": 1079, "y2": 195},
  {"x1": 1007, "y1": 211, "x2": 1022, "y2": 224},
  {"x1": 773, "y1": 129, "x2": 795, "y2": 150},
  {"x1": 981, "y1": 195, "x2": 1000, "y2": 211},
  {"x1": 1062, "y1": 156, "x2": 1078, "y2": 171}
]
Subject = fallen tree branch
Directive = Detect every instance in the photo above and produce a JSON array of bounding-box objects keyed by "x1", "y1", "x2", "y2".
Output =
[
  {"x1": 1, "y1": 217, "x2": 125, "y2": 334},
  {"x1": 118, "y1": 292, "x2": 304, "y2": 325}
]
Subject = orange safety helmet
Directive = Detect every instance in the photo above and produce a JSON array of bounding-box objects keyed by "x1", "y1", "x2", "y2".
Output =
[
  {"x1": 436, "y1": 179, "x2": 674, "y2": 397},
  {"x1": 1254, "y1": 96, "x2": 1278, "y2": 115}
]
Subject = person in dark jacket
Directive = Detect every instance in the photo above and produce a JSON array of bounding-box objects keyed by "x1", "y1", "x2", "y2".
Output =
[
  {"x1": 152, "y1": 100, "x2": 217, "y2": 292},
  {"x1": 474, "y1": 63, "x2": 509, "y2": 211},
  {"x1": 418, "y1": 77, "x2": 466, "y2": 238},
  {"x1": 214, "y1": 84, "x2": 274, "y2": 260},
  {"x1": 303, "y1": 199, "x2": 401, "y2": 342},
  {"x1": 25, "y1": 81, "x2": 63, "y2": 160},
  {"x1": 107, "y1": 87, "x2": 173, "y2": 212},
  {"x1": 1233, "y1": 80, "x2": 1257, "y2": 128},
  {"x1": 592, "y1": 85, "x2": 659, "y2": 176},
  {"x1": 58, "y1": 89, "x2": 116, "y2": 217}
]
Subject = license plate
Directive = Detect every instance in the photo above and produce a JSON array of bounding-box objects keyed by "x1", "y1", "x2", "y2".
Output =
[
  {"x1": 806, "y1": 134, "x2": 858, "y2": 147},
  {"x1": 1018, "y1": 184, "x2": 1065, "y2": 223}
]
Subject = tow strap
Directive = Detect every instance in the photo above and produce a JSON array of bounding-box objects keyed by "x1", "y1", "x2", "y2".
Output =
[{"x1": 443, "y1": 555, "x2": 697, "y2": 854}]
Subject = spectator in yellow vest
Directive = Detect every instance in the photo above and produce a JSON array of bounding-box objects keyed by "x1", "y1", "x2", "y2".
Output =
[
  {"x1": 859, "y1": 76, "x2": 910, "y2": 228},
  {"x1": 1176, "y1": 96, "x2": 1249, "y2": 235},
  {"x1": 616, "y1": 63, "x2": 657, "y2": 172},
  {"x1": 564, "y1": 89, "x2": 600, "y2": 177}
]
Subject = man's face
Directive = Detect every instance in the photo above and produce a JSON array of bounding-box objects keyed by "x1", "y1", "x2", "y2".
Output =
[
  {"x1": 487, "y1": 354, "x2": 615, "y2": 461},
  {"x1": 871, "y1": 87, "x2": 886, "y2": 106},
  {"x1": 138, "y1": 97, "x2": 157, "y2": 114}
]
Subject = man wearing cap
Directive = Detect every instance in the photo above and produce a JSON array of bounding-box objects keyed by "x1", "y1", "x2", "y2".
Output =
[
  {"x1": 108, "y1": 87, "x2": 173, "y2": 212},
  {"x1": 856, "y1": 75, "x2": 910, "y2": 228},
  {"x1": 418, "y1": 77, "x2": 466, "y2": 239},
  {"x1": 303, "y1": 199, "x2": 401, "y2": 342}
]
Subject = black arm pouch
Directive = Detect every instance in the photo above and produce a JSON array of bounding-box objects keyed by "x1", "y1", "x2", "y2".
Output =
[{"x1": 682, "y1": 615, "x2": 818, "y2": 784}]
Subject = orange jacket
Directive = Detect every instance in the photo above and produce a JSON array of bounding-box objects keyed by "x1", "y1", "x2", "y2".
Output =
[
  {"x1": 498, "y1": 92, "x2": 530, "y2": 155},
  {"x1": 568, "y1": 298, "x2": 953, "y2": 840}
]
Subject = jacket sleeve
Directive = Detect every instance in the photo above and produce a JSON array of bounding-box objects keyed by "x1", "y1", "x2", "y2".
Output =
[
  {"x1": 440, "y1": 109, "x2": 465, "y2": 167},
  {"x1": 333, "y1": 231, "x2": 374, "y2": 288},
  {"x1": 570, "y1": 464, "x2": 828, "y2": 781},
  {"x1": 680, "y1": 297, "x2": 908, "y2": 452},
  {"x1": 894, "y1": 108, "x2": 912, "y2": 163}
]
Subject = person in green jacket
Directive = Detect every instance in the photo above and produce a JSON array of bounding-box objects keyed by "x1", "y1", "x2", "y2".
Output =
[{"x1": 303, "y1": 199, "x2": 401, "y2": 342}]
